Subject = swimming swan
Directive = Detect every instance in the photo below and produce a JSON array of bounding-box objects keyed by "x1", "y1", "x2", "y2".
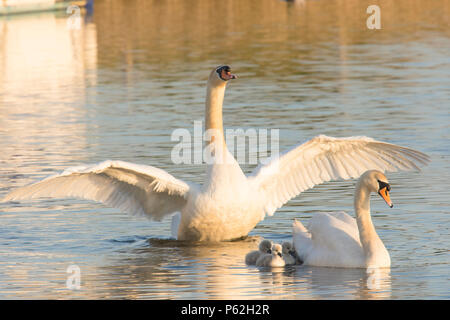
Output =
[
  {"x1": 292, "y1": 170, "x2": 396, "y2": 268},
  {"x1": 2, "y1": 66, "x2": 429, "y2": 241},
  {"x1": 245, "y1": 239, "x2": 273, "y2": 265},
  {"x1": 256, "y1": 243, "x2": 285, "y2": 268}
]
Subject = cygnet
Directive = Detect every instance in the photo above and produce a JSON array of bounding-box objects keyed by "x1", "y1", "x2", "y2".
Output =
[
  {"x1": 245, "y1": 239, "x2": 272, "y2": 265},
  {"x1": 256, "y1": 243, "x2": 285, "y2": 268},
  {"x1": 281, "y1": 241, "x2": 297, "y2": 265}
]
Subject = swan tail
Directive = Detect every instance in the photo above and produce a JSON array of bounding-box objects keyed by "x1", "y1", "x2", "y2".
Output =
[{"x1": 293, "y1": 219, "x2": 308, "y2": 234}]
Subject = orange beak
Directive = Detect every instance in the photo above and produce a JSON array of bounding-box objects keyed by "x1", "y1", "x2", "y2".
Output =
[{"x1": 378, "y1": 187, "x2": 393, "y2": 208}]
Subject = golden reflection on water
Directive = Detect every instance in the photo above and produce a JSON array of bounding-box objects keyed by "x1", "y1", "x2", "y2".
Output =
[
  {"x1": 86, "y1": 239, "x2": 392, "y2": 300},
  {"x1": 93, "y1": 0, "x2": 449, "y2": 68},
  {"x1": 0, "y1": 12, "x2": 97, "y2": 187},
  {"x1": 20, "y1": 237, "x2": 390, "y2": 300}
]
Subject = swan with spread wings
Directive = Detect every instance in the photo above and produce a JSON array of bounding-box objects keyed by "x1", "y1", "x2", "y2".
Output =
[{"x1": 3, "y1": 66, "x2": 430, "y2": 241}]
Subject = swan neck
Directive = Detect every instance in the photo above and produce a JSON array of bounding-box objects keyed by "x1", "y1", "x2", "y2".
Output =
[
  {"x1": 205, "y1": 83, "x2": 226, "y2": 147},
  {"x1": 354, "y1": 182, "x2": 371, "y2": 216},
  {"x1": 354, "y1": 181, "x2": 382, "y2": 263}
]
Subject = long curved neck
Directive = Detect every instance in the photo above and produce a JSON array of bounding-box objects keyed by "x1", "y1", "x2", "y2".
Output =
[
  {"x1": 205, "y1": 82, "x2": 227, "y2": 149},
  {"x1": 203, "y1": 78, "x2": 246, "y2": 190},
  {"x1": 354, "y1": 182, "x2": 385, "y2": 266}
]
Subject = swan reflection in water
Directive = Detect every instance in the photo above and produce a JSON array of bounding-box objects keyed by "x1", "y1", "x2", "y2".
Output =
[
  {"x1": 292, "y1": 266, "x2": 392, "y2": 299},
  {"x1": 85, "y1": 236, "x2": 390, "y2": 299}
]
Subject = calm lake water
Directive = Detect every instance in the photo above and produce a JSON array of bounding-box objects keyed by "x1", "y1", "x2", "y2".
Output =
[{"x1": 0, "y1": 0, "x2": 449, "y2": 299}]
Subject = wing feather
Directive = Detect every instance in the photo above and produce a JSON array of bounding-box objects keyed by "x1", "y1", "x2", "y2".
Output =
[
  {"x1": 249, "y1": 135, "x2": 430, "y2": 216},
  {"x1": 3, "y1": 160, "x2": 196, "y2": 221}
]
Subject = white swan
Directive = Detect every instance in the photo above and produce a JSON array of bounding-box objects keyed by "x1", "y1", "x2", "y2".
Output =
[
  {"x1": 256, "y1": 243, "x2": 285, "y2": 268},
  {"x1": 2, "y1": 66, "x2": 430, "y2": 241},
  {"x1": 245, "y1": 239, "x2": 273, "y2": 265},
  {"x1": 292, "y1": 170, "x2": 396, "y2": 268},
  {"x1": 281, "y1": 242, "x2": 297, "y2": 265}
]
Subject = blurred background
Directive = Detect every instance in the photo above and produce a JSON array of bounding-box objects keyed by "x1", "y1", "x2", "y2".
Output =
[{"x1": 0, "y1": 0, "x2": 448, "y2": 299}]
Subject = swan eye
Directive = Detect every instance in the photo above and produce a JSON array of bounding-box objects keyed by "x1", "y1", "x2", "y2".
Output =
[
  {"x1": 378, "y1": 180, "x2": 391, "y2": 192},
  {"x1": 216, "y1": 65, "x2": 234, "y2": 81},
  {"x1": 216, "y1": 65, "x2": 230, "y2": 72}
]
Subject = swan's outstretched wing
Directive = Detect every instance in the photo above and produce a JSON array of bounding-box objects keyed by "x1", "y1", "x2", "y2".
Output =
[
  {"x1": 248, "y1": 135, "x2": 430, "y2": 216},
  {"x1": 3, "y1": 160, "x2": 196, "y2": 221}
]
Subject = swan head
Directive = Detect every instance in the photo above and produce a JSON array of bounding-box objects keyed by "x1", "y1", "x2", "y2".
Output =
[
  {"x1": 209, "y1": 65, "x2": 237, "y2": 87},
  {"x1": 360, "y1": 170, "x2": 393, "y2": 208},
  {"x1": 259, "y1": 239, "x2": 273, "y2": 254},
  {"x1": 271, "y1": 244, "x2": 283, "y2": 258},
  {"x1": 282, "y1": 241, "x2": 295, "y2": 256}
]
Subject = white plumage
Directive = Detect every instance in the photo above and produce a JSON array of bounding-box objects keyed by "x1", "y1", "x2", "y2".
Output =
[
  {"x1": 2, "y1": 66, "x2": 430, "y2": 241},
  {"x1": 247, "y1": 135, "x2": 429, "y2": 217},
  {"x1": 4, "y1": 160, "x2": 194, "y2": 221},
  {"x1": 281, "y1": 242, "x2": 297, "y2": 265},
  {"x1": 245, "y1": 239, "x2": 273, "y2": 265},
  {"x1": 293, "y1": 170, "x2": 395, "y2": 268},
  {"x1": 256, "y1": 244, "x2": 285, "y2": 268}
]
